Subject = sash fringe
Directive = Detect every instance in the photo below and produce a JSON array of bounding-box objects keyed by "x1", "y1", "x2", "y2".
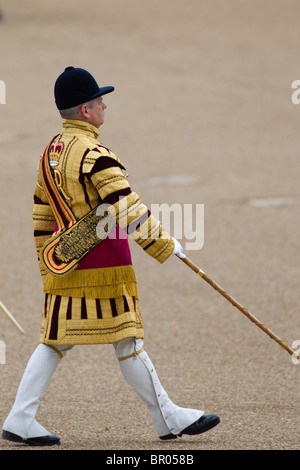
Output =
[{"x1": 43, "y1": 265, "x2": 138, "y2": 299}]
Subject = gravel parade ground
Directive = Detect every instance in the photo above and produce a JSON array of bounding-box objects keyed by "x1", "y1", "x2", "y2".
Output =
[{"x1": 0, "y1": 0, "x2": 299, "y2": 455}]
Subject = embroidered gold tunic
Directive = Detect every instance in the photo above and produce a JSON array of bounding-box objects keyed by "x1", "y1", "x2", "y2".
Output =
[{"x1": 33, "y1": 120, "x2": 174, "y2": 345}]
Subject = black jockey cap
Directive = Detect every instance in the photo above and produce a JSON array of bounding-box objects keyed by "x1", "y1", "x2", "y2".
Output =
[{"x1": 54, "y1": 66, "x2": 114, "y2": 110}]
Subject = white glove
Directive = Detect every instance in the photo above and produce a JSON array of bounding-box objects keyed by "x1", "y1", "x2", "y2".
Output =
[{"x1": 172, "y1": 237, "x2": 186, "y2": 258}]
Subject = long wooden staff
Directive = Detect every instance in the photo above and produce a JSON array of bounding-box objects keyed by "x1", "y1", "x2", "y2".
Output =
[
  {"x1": 0, "y1": 300, "x2": 25, "y2": 334},
  {"x1": 177, "y1": 255, "x2": 299, "y2": 361}
]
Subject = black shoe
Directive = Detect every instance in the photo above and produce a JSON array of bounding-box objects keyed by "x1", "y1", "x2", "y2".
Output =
[
  {"x1": 2, "y1": 430, "x2": 60, "y2": 446},
  {"x1": 160, "y1": 414, "x2": 220, "y2": 440}
]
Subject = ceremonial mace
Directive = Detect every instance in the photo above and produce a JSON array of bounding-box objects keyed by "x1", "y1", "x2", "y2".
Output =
[
  {"x1": 0, "y1": 300, "x2": 25, "y2": 334},
  {"x1": 177, "y1": 255, "x2": 299, "y2": 361}
]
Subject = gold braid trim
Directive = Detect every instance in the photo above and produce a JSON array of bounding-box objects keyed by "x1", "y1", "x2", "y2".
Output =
[
  {"x1": 46, "y1": 345, "x2": 64, "y2": 359},
  {"x1": 118, "y1": 348, "x2": 144, "y2": 362}
]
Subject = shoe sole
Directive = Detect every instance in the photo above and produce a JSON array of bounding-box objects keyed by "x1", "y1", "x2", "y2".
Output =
[
  {"x1": 160, "y1": 416, "x2": 220, "y2": 440},
  {"x1": 2, "y1": 430, "x2": 60, "y2": 446},
  {"x1": 180, "y1": 416, "x2": 220, "y2": 436}
]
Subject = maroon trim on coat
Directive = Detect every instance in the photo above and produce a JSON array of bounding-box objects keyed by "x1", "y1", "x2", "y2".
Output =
[
  {"x1": 123, "y1": 295, "x2": 130, "y2": 313},
  {"x1": 96, "y1": 299, "x2": 103, "y2": 319},
  {"x1": 110, "y1": 299, "x2": 118, "y2": 317},
  {"x1": 81, "y1": 297, "x2": 87, "y2": 319},
  {"x1": 66, "y1": 298, "x2": 72, "y2": 320},
  {"x1": 44, "y1": 293, "x2": 49, "y2": 318},
  {"x1": 34, "y1": 195, "x2": 48, "y2": 205},
  {"x1": 49, "y1": 295, "x2": 61, "y2": 340},
  {"x1": 102, "y1": 187, "x2": 132, "y2": 205},
  {"x1": 89, "y1": 156, "x2": 124, "y2": 175},
  {"x1": 34, "y1": 230, "x2": 53, "y2": 237}
]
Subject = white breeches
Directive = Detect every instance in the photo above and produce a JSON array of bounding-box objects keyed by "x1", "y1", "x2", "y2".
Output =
[
  {"x1": 3, "y1": 339, "x2": 203, "y2": 439},
  {"x1": 2, "y1": 344, "x2": 72, "y2": 439},
  {"x1": 114, "y1": 338, "x2": 203, "y2": 436}
]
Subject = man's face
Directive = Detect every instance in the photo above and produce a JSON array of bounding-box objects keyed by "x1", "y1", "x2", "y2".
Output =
[{"x1": 85, "y1": 96, "x2": 107, "y2": 128}]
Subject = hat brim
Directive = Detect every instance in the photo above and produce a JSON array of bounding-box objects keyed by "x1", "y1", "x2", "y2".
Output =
[
  {"x1": 92, "y1": 86, "x2": 115, "y2": 99},
  {"x1": 57, "y1": 86, "x2": 115, "y2": 110}
]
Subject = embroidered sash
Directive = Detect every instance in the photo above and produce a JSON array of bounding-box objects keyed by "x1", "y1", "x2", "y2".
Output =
[{"x1": 40, "y1": 137, "x2": 115, "y2": 276}]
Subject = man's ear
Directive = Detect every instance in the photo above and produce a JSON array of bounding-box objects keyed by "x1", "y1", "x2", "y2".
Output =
[
  {"x1": 80, "y1": 104, "x2": 89, "y2": 118},
  {"x1": 76, "y1": 103, "x2": 90, "y2": 121}
]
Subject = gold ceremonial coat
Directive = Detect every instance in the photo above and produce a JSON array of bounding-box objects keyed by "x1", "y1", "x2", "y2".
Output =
[{"x1": 33, "y1": 119, "x2": 174, "y2": 345}]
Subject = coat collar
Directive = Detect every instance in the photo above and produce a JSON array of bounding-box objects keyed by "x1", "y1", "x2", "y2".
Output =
[{"x1": 62, "y1": 119, "x2": 100, "y2": 139}]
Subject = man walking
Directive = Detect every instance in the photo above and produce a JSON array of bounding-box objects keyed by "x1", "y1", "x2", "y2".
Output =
[{"x1": 2, "y1": 67, "x2": 220, "y2": 446}]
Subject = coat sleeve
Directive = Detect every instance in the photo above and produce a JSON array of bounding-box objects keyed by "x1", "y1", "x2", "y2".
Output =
[
  {"x1": 32, "y1": 159, "x2": 57, "y2": 280},
  {"x1": 84, "y1": 151, "x2": 175, "y2": 264}
]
